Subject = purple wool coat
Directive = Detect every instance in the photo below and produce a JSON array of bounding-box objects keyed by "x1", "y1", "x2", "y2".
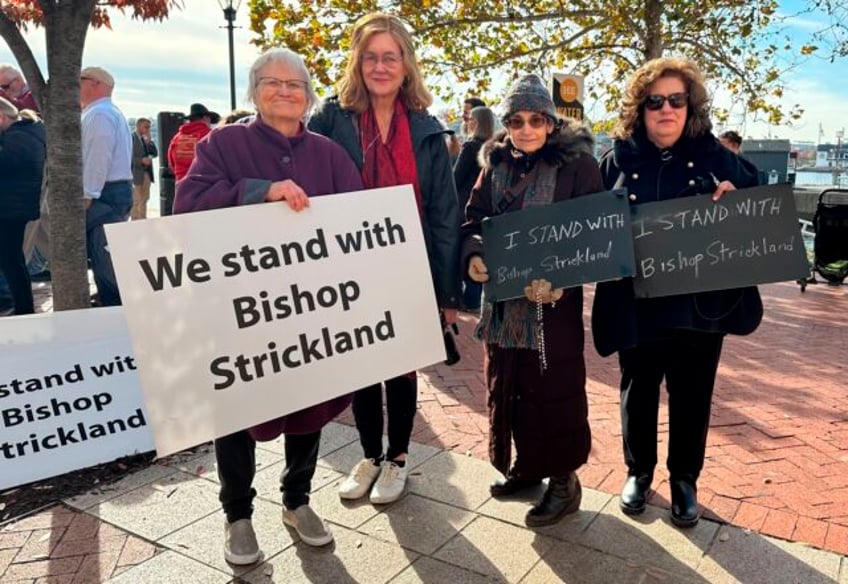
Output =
[{"x1": 174, "y1": 116, "x2": 364, "y2": 440}]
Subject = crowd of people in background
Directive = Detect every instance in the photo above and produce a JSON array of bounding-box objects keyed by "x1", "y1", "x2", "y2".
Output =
[{"x1": 0, "y1": 10, "x2": 770, "y2": 568}]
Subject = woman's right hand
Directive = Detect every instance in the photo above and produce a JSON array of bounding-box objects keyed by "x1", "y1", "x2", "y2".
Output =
[
  {"x1": 266, "y1": 179, "x2": 310, "y2": 211},
  {"x1": 468, "y1": 255, "x2": 489, "y2": 283}
]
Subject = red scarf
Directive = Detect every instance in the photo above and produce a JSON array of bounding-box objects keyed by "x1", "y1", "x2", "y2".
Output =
[{"x1": 359, "y1": 98, "x2": 423, "y2": 218}]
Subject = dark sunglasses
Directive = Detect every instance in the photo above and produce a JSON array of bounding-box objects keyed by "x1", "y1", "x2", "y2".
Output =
[
  {"x1": 505, "y1": 115, "x2": 549, "y2": 130},
  {"x1": 643, "y1": 92, "x2": 688, "y2": 111}
]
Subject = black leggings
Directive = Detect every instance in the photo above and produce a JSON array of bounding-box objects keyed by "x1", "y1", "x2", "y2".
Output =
[
  {"x1": 0, "y1": 220, "x2": 34, "y2": 315},
  {"x1": 353, "y1": 374, "x2": 417, "y2": 462},
  {"x1": 214, "y1": 429, "x2": 321, "y2": 522}
]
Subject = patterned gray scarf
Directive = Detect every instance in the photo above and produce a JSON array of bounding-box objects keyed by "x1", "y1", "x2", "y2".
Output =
[{"x1": 475, "y1": 156, "x2": 558, "y2": 349}]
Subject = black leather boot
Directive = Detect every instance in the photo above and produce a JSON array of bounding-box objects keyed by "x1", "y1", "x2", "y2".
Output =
[
  {"x1": 490, "y1": 474, "x2": 542, "y2": 498},
  {"x1": 620, "y1": 472, "x2": 652, "y2": 515},
  {"x1": 670, "y1": 477, "x2": 700, "y2": 528},
  {"x1": 525, "y1": 472, "x2": 581, "y2": 527}
]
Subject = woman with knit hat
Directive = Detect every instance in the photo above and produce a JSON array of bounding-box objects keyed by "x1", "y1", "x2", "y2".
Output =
[{"x1": 460, "y1": 74, "x2": 603, "y2": 527}]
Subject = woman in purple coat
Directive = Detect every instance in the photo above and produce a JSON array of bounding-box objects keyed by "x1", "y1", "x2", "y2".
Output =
[{"x1": 173, "y1": 48, "x2": 363, "y2": 565}]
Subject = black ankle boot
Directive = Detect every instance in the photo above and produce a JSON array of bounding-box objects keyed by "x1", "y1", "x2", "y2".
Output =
[
  {"x1": 670, "y1": 477, "x2": 699, "y2": 528},
  {"x1": 490, "y1": 474, "x2": 542, "y2": 498},
  {"x1": 525, "y1": 472, "x2": 581, "y2": 527},
  {"x1": 620, "y1": 472, "x2": 652, "y2": 515}
]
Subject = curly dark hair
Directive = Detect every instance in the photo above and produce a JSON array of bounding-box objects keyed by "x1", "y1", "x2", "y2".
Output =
[{"x1": 612, "y1": 57, "x2": 712, "y2": 141}]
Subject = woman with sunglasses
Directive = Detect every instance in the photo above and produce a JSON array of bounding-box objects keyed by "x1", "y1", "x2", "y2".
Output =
[
  {"x1": 461, "y1": 74, "x2": 603, "y2": 527},
  {"x1": 592, "y1": 57, "x2": 762, "y2": 528},
  {"x1": 308, "y1": 13, "x2": 460, "y2": 505}
]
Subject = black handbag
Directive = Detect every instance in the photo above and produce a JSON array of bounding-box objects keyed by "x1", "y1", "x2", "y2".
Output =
[{"x1": 441, "y1": 312, "x2": 461, "y2": 365}]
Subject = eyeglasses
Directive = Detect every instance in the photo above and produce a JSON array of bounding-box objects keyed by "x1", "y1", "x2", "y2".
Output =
[
  {"x1": 257, "y1": 77, "x2": 308, "y2": 93},
  {"x1": 505, "y1": 114, "x2": 549, "y2": 130},
  {"x1": 643, "y1": 92, "x2": 688, "y2": 111},
  {"x1": 361, "y1": 52, "x2": 403, "y2": 69}
]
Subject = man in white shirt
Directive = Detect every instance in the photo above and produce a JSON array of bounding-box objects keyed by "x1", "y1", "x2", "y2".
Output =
[{"x1": 79, "y1": 66, "x2": 132, "y2": 306}]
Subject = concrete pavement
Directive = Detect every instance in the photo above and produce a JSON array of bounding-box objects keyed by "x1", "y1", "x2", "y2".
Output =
[
  {"x1": 1, "y1": 280, "x2": 847, "y2": 582},
  {"x1": 3, "y1": 421, "x2": 848, "y2": 583}
]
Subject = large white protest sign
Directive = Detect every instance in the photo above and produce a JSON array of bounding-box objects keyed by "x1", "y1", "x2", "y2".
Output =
[
  {"x1": 106, "y1": 186, "x2": 444, "y2": 457},
  {"x1": 0, "y1": 308, "x2": 153, "y2": 490}
]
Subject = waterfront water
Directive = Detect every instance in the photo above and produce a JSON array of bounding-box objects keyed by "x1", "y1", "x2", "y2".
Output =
[{"x1": 795, "y1": 170, "x2": 848, "y2": 187}]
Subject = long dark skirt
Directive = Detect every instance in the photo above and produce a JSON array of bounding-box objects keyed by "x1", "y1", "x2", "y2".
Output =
[{"x1": 485, "y1": 291, "x2": 591, "y2": 479}]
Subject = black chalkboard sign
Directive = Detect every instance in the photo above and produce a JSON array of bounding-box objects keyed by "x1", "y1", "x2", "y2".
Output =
[
  {"x1": 481, "y1": 189, "x2": 636, "y2": 301},
  {"x1": 632, "y1": 184, "x2": 809, "y2": 298}
]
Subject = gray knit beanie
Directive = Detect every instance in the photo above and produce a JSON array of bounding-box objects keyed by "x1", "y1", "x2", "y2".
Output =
[{"x1": 499, "y1": 74, "x2": 556, "y2": 121}]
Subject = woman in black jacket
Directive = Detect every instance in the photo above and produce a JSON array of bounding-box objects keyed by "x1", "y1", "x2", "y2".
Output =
[
  {"x1": 0, "y1": 99, "x2": 45, "y2": 315},
  {"x1": 592, "y1": 57, "x2": 762, "y2": 528},
  {"x1": 308, "y1": 13, "x2": 460, "y2": 505},
  {"x1": 453, "y1": 105, "x2": 495, "y2": 311}
]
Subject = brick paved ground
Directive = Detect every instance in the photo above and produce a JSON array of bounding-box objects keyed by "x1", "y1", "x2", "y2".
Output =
[
  {"x1": 341, "y1": 280, "x2": 848, "y2": 554},
  {"x1": 2, "y1": 279, "x2": 845, "y2": 582}
]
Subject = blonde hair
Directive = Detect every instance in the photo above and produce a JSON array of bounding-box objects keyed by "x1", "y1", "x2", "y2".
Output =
[
  {"x1": 613, "y1": 57, "x2": 712, "y2": 140},
  {"x1": 338, "y1": 13, "x2": 432, "y2": 113}
]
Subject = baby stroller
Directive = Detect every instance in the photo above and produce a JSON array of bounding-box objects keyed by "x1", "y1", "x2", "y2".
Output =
[{"x1": 799, "y1": 188, "x2": 848, "y2": 291}]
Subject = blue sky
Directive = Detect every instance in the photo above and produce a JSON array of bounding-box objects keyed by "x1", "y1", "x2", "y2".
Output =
[{"x1": 1, "y1": 1, "x2": 845, "y2": 144}]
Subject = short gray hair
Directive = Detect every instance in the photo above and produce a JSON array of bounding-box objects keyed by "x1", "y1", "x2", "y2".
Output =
[{"x1": 246, "y1": 48, "x2": 318, "y2": 119}]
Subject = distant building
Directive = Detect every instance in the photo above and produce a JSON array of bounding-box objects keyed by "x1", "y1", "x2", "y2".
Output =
[
  {"x1": 741, "y1": 139, "x2": 792, "y2": 184},
  {"x1": 815, "y1": 143, "x2": 848, "y2": 168}
]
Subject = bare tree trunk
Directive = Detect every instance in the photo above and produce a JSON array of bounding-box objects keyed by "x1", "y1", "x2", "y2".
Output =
[
  {"x1": 643, "y1": 0, "x2": 664, "y2": 61},
  {"x1": 41, "y1": 1, "x2": 98, "y2": 310}
]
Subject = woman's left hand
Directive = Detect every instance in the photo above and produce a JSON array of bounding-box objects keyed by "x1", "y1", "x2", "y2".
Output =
[
  {"x1": 267, "y1": 179, "x2": 310, "y2": 211},
  {"x1": 712, "y1": 180, "x2": 736, "y2": 202},
  {"x1": 442, "y1": 308, "x2": 457, "y2": 325}
]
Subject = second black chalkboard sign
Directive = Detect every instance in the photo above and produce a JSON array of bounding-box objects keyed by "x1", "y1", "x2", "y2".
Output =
[{"x1": 631, "y1": 184, "x2": 810, "y2": 298}]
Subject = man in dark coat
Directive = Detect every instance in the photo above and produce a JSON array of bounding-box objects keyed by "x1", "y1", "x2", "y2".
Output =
[
  {"x1": 130, "y1": 117, "x2": 158, "y2": 220},
  {"x1": 0, "y1": 97, "x2": 46, "y2": 315}
]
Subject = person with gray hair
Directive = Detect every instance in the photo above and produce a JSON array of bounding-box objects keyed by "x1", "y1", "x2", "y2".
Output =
[
  {"x1": 0, "y1": 64, "x2": 38, "y2": 112},
  {"x1": 0, "y1": 97, "x2": 45, "y2": 315},
  {"x1": 80, "y1": 65, "x2": 133, "y2": 307},
  {"x1": 173, "y1": 47, "x2": 364, "y2": 565}
]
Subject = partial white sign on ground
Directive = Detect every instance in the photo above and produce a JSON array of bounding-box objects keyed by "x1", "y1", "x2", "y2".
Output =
[
  {"x1": 0, "y1": 308, "x2": 154, "y2": 490},
  {"x1": 106, "y1": 186, "x2": 444, "y2": 457}
]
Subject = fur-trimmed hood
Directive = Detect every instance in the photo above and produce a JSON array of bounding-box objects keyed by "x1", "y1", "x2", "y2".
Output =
[{"x1": 479, "y1": 117, "x2": 595, "y2": 170}]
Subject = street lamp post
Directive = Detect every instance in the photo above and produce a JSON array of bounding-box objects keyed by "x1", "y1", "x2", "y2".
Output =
[
  {"x1": 835, "y1": 129, "x2": 844, "y2": 186},
  {"x1": 218, "y1": 0, "x2": 241, "y2": 112}
]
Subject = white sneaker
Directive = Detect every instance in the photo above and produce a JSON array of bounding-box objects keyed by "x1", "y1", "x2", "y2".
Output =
[
  {"x1": 369, "y1": 461, "x2": 408, "y2": 504},
  {"x1": 224, "y1": 518, "x2": 261, "y2": 565},
  {"x1": 338, "y1": 458, "x2": 381, "y2": 500}
]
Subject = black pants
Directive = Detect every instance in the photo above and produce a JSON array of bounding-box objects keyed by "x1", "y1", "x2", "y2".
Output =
[
  {"x1": 0, "y1": 219, "x2": 34, "y2": 315},
  {"x1": 214, "y1": 429, "x2": 321, "y2": 522},
  {"x1": 618, "y1": 331, "x2": 724, "y2": 481},
  {"x1": 353, "y1": 374, "x2": 417, "y2": 461}
]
